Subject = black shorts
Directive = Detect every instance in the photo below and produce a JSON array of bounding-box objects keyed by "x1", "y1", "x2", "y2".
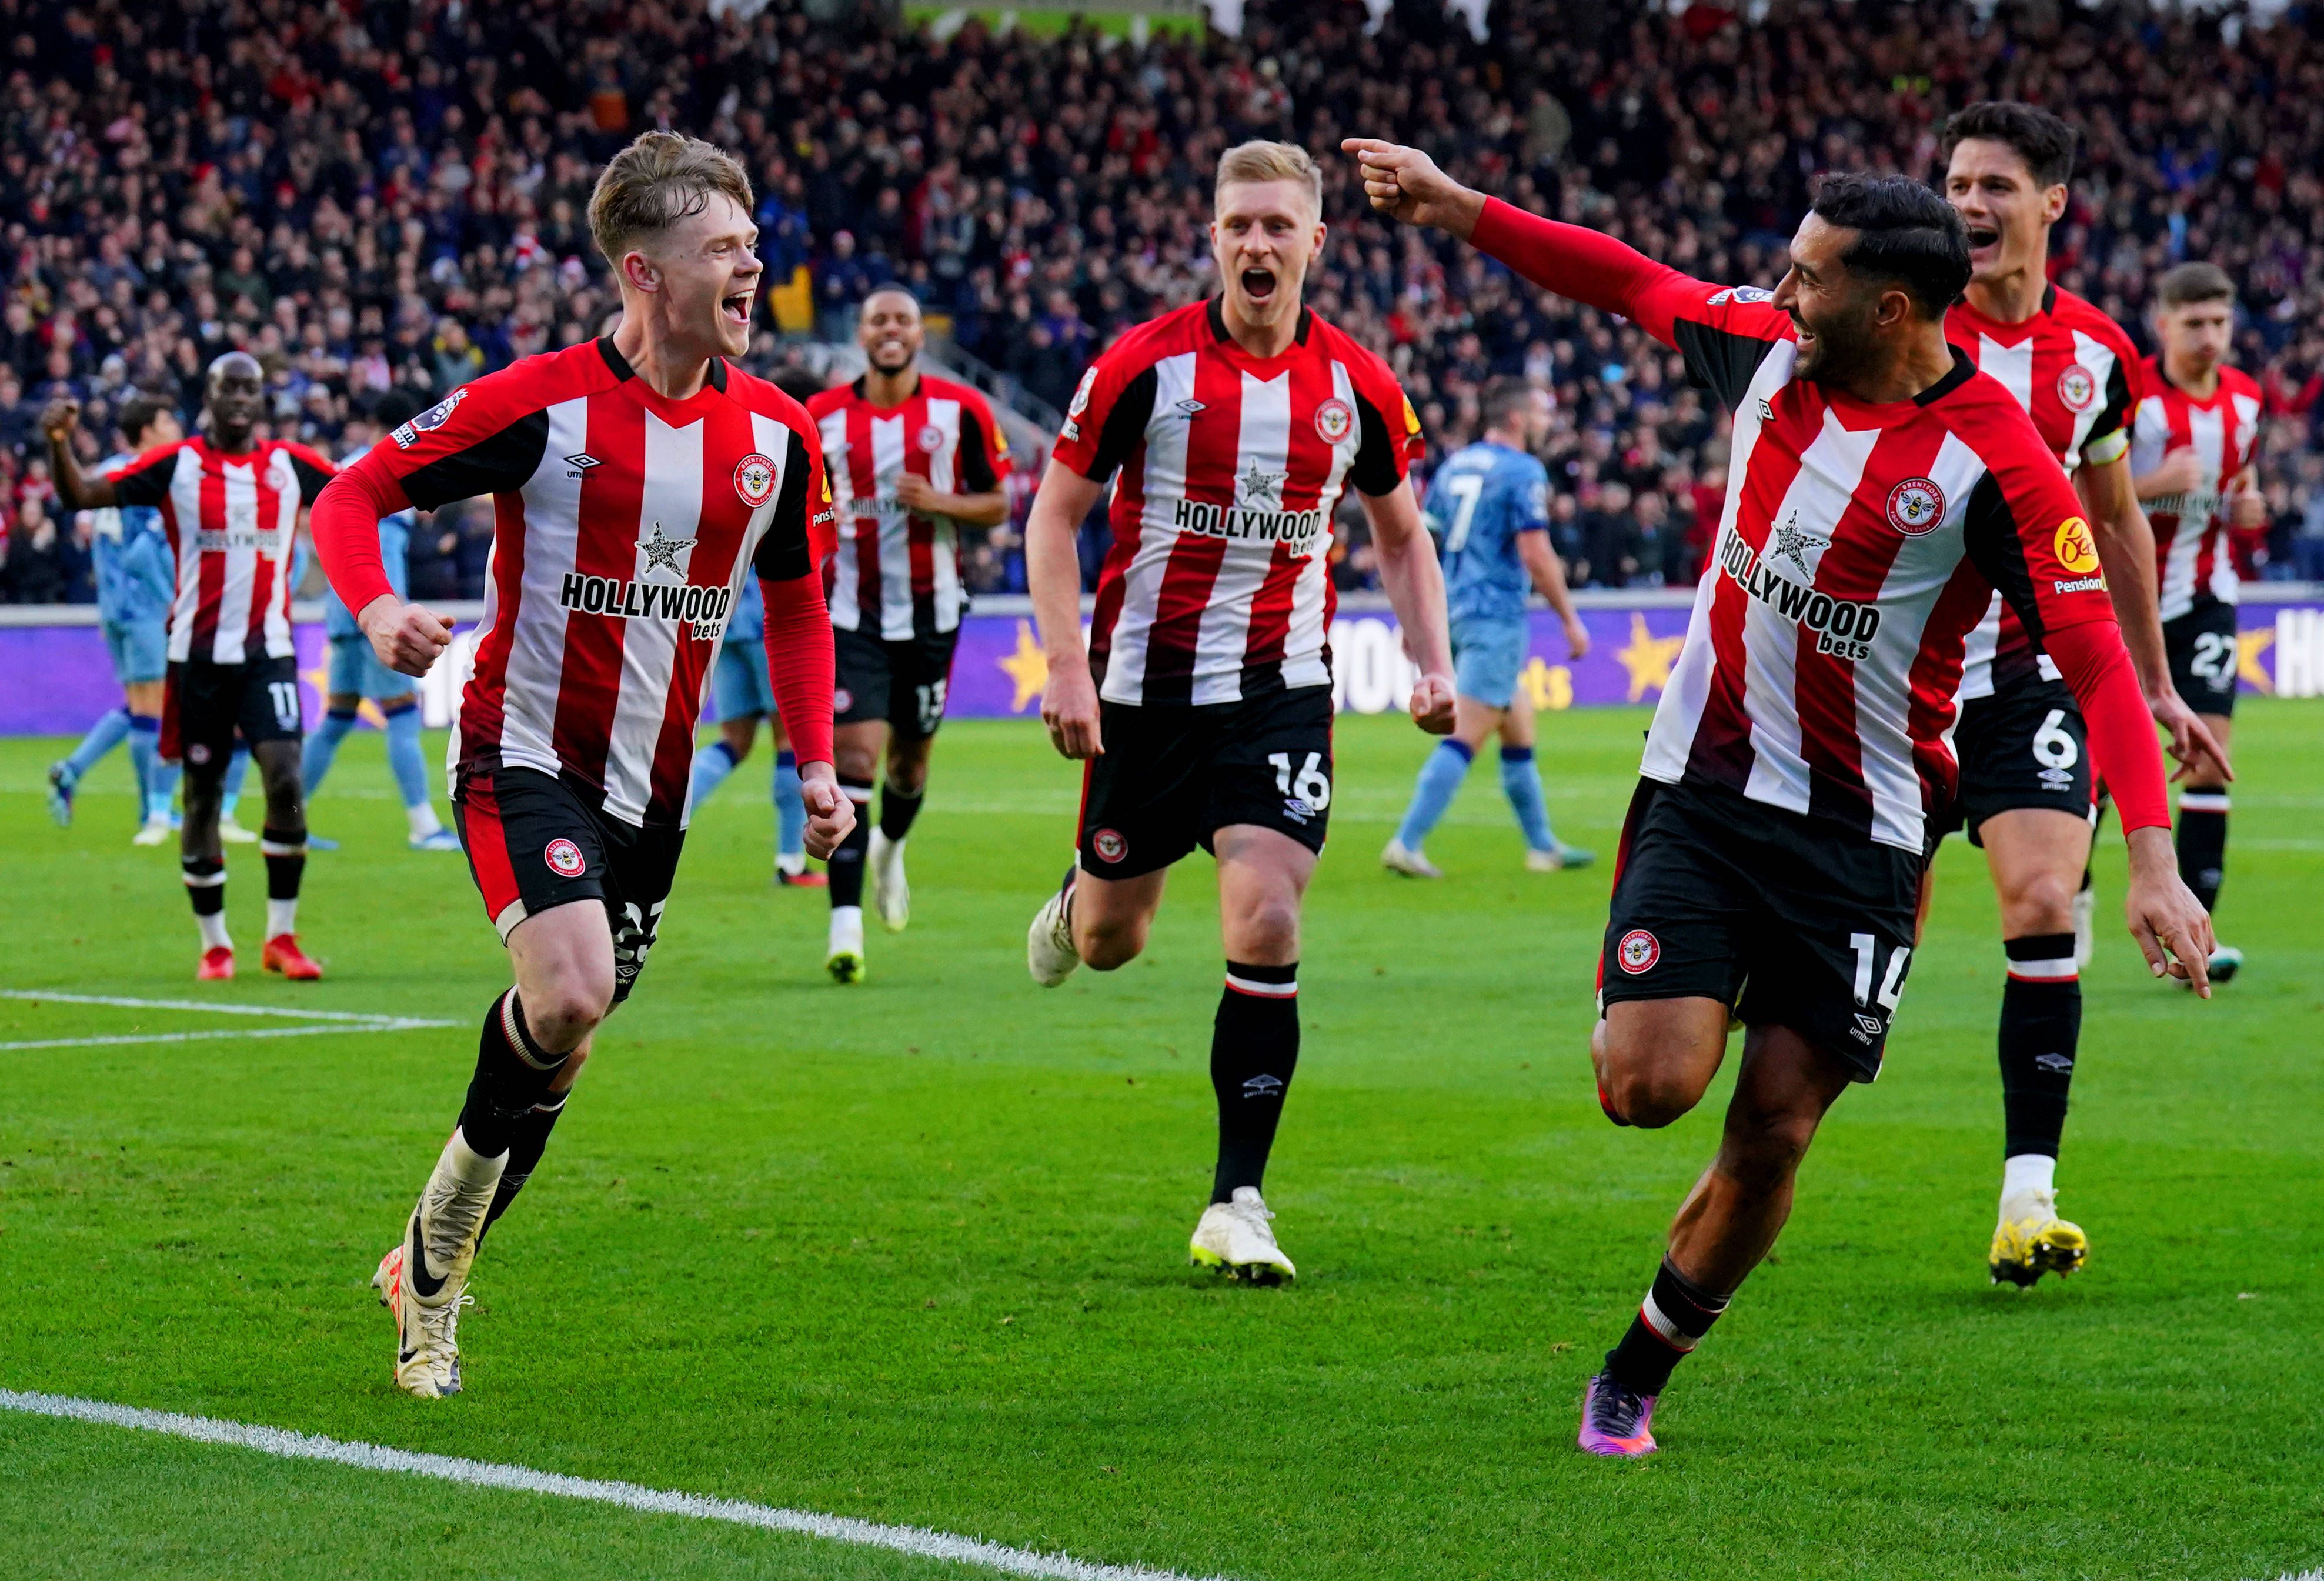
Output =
[
  {"x1": 833, "y1": 625, "x2": 960, "y2": 741},
  {"x1": 2166, "y1": 599, "x2": 2240, "y2": 719},
  {"x1": 161, "y1": 654, "x2": 303, "y2": 769},
  {"x1": 451, "y1": 765, "x2": 684, "y2": 1006},
  {"x1": 1600, "y1": 777, "x2": 1928, "y2": 1080},
  {"x1": 1945, "y1": 672, "x2": 2093, "y2": 845},
  {"x1": 1078, "y1": 685, "x2": 1334, "y2": 881}
]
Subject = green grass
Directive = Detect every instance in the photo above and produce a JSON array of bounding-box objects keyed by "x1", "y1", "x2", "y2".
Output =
[{"x1": 2, "y1": 705, "x2": 2320, "y2": 1580}]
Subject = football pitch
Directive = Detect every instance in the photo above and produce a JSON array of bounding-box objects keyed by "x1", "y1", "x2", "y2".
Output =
[{"x1": 2, "y1": 705, "x2": 2319, "y2": 1581}]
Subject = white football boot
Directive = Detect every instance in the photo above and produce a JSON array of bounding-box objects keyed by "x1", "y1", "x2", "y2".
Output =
[
  {"x1": 827, "y1": 905, "x2": 867, "y2": 983},
  {"x1": 1189, "y1": 1186, "x2": 1296, "y2": 1285},
  {"x1": 1380, "y1": 838, "x2": 1441, "y2": 879},
  {"x1": 868, "y1": 829, "x2": 910, "y2": 932},
  {"x1": 383, "y1": 1132, "x2": 503, "y2": 1398},
  {"x1": 1026, "y1": 873, "x2": 1081, "y2": 987}
]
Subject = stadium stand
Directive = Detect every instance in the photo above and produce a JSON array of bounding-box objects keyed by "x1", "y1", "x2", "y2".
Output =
[{"x1": 4, "y1": 0, "x2": 2321, "y2": 602}]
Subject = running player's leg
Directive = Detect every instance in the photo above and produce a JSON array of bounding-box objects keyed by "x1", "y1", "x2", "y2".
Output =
[
  {"x1": 2166, "y1": 602, "x2": 2239, "y2": 975},
  {"x1": 241, "y1": 656, "x2": 320, "y2": 978},
  {"x1": 51, "y1": 702, "x2": 130, "y2": 827},
  {"x1": 143, "y1": 663, "x2": 183, "y2": 834},
  {"x1": 173, "y1": 666, "x2": 236, "y2": 975},
  {"x1": 1980, "y1": 787, "x2": 2094, "y2": 1286},
  {"x1": 302, "y1": 691, "x2": 362, "y2": 799},
  {"x1": 866, "y1": 631, "x2": 956, "y2": 931},
  {"x1": 690, "y1": 642, "x2": 763, "y2": 812},
  {"x1": 767, "y1": 711, "x2": 812, "y2": 881},
  {"x1": 1495, "y1": 678, "x2": 1590, "y2": 870},
  {"x1": 125, "y1": 676, "x2": 169, "y2": 841},
  {"x1": 1207, "y1": 822, "x2": 1314, "y2": 1203},
  {"x1": 382, "y1": 769, "x2": 620, "y2": 1396},
  {"x1": 381, "y1": 695, "x2": 455, "y2": 847},
  {"x1": 1385, "y1": 693, "x2": 1493, "y2": 876},
  {"x1": 826, "y1": 629, "x2": 891, "y2": 979}
]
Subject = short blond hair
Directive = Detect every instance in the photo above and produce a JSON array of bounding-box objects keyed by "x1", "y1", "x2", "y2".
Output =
[
  {"x1": 1215, "y1": 140, "x2": 1323, "y2": 216},
  {"x1": 589, "y1": 131, "x2": 754, "y2": 269}
]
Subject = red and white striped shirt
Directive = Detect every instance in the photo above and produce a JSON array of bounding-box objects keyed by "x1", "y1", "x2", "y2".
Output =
[
  {"x1": 313, "y1": 339, "x2": 837, "y2": 829},
  {"x1": 1946, "y1": 286, "x2": 2142, "y2": 700},
  {"x1": 109, "y1": 438, "x2": 336, "y2": 665},
  {"x1": 806, "y1": 374, "x2": 1007, "y2": 639},
  {"x1": 2134, "y1": 356, "x2": 2262, "y2": 621},
  {"x1": 1468, "y1": 198, "x2": 2148, "y2": 852},
  {"x1": 1053, "y1": 299, "x2": 1422, "y2": 706}
]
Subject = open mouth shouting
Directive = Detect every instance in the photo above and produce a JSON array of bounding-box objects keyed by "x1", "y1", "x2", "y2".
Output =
[
  {"x1": 1964, "y1": 224, "x2": 2002, "y2": 258},
  {"x1": 1240, "y1": 266, "x2": 1279, "y2": 305},
  {"x1": 720, "y1": 289, "x2": 753, "y2": 328}
]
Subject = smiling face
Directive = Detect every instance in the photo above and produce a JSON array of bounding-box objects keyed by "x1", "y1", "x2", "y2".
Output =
[
  {"x1": 1211, "y1": 178, "x2": 1323, "y2": 338},
  {"x1": 2155, "y1": 295, "x2": 2234, "y2": 379},
  {"x1": 858, "y1": 289, "x2": 924, "y2": 376},
  {"x1": 1945, "y1": 137, "x2": 2065, "y2": 288},
  {"x1": 1773, "y1": 214, "x2": 1888, "y2": 387},
  {"x1": 204, "y1": 353, "x2": 265, "y2": 449},
  {"x1": 623, "y1": 191, "x2": 763, "y2": 360}
]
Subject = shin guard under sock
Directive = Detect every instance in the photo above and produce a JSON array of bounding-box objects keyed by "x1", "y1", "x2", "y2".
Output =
[
  {"x1": 456, "y1": 990, "x2": 570, "y2": 1159},
  {"x1": 183, "y1": 855, "x2": 229, "y2": 950},
  {"x1": 827, "y1": 783, "x2": 874, "y2": 908},
  {"x1": 1999, "y1": 933, "x2": 2079, "y2": 1160},
  {"x1": 261, "y1": 823, "x2": 306, "y2": 938},
  {"x1": 1604, "y1": 1257, "x2": 1732, "y2": 1396},
  {"x1": 1210, "y1": 962, "x2": 1300, "y2": 1203},
  {"x1": 2176, "y1": 792, "x2": 2228, "y2": 916}
]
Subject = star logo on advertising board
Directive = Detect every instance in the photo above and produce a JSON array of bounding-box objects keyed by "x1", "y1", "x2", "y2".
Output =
[
  {"x1": 1615, "y1": 612, "x2": 1685, "y2": 702},
  {"x1": 999, "y1": 619, "x2": 1047, "y2": 712}
]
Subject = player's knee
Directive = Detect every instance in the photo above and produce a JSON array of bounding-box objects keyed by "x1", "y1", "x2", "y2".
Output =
[
  {"x1": 525, "y1": 969, "x2": 613, "y2": 1049},
  {"x1": 1231, "y1": 896, "x2": 1301, "y2": 963},
  {"x1": 1605, "y1": 1062, "x2": 1704, "y2": 1129},
  {"x1": 1078, "y1": 916, "x2": 1146, "y2": 972},
  {"x1": 2001, "y1": 870, "x2": 2076, "y2": 938}
]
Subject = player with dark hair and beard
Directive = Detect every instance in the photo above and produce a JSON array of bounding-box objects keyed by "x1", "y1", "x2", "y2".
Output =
[
  {"x1": 806, "y1": 288, "x2": 1010, "y2": 980},
  {"x1": 1347, "y1": 136, "x2": 2213, "y2": 1455}
]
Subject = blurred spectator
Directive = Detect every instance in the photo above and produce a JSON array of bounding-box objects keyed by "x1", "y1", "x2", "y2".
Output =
[{"x1": 3, "y1": 498, "x2": 75, "y2": 603}]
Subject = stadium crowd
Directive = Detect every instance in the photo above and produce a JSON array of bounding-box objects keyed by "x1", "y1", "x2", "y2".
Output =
[{"x1": 5, "y1": 0, "x2": 2324, "y2": 605}]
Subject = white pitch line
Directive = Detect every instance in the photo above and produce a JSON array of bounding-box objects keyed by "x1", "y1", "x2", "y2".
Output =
[
  {"x1": 0, "y1": 1391, "x2": 1220, "y2": 1581},
  {"x1": 0, "y1": 989, "x2": 455, "y2": 1025},
  {"x1": 0, "y1": 1022, "x2": 450, "y2": 1052}
]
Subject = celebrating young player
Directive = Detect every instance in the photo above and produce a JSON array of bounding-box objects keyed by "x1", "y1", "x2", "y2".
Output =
[
  {"x1": 1023, "y1": 141, "x2": 1457, "y2": 1283},
  {"x1": 312, "y1": 131, "x2": 849, "y2": 1399},
  {"x1": 1383, "y1": 376, "x2": 1592, "y2": 878},
  {"x1": 46, "y1": 354, "x2": 333, "y2": 982},
  {"x1": 2133, "y1": 262, "x2": 2261, "y2": 982},
  {"x1": 1346, "y1": 138, "x2": 2212, "y2": 1456},
  {"x1": 46, "y1": 393, "x2": 182, "y2": 841},
  {"x1": 1941, "y1": 102, "x2": 2229, "y2": 1285},
  {"x1": 805, "y1": 289, "x2": 1010, "y2": 980},
  {"x1": 300, "y1": 389, "x2": 463, "y2": 853}
]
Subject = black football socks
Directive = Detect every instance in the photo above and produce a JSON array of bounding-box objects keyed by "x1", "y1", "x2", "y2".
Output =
[
  {"x1": 1604, "y1": 1257, "x2": 1732, "y2": 1396},
  {"x1": 1999, "y1": 933, "x2": 2079, "y2": 1161},
  {"x1": 1210, "y1": 962, "x2": 1300, "y2": 1205},
  {"x1": 828, "y1": 782, "x2": 875, "y2": 909},
  {"x1": 878, "y1": 778, "x2": 925, "y2": 842},
  {"x1": 2177, "y1": 791, "x2": 2229, "y2": 916}
]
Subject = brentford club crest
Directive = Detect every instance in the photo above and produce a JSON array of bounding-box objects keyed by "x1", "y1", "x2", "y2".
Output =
[
  {"x1": 733, "y1": 452, "x2": 777, "y2": 507},
  {"x1": 917, "y1": 423, "x2": 945, "y2": 454},
  {"x1": 1886, "y1": 477, "x2": 1946, "y2": 536},
  {"x1": 2056, "y1": 364, "x2": 2098, "y2": 412},
  {"x1": 544, "y1": 838, "x2": 586, "y2": 879},
  {"x1": 1091, "y1": 828, "x2": 1128, "y2": 864},
  {"x1": 1617, "y1": 929, "x2": 1660, "y2": 975},
  {"x1": 1313, "y1": 397, "x2": 1354, "y2": 443}
]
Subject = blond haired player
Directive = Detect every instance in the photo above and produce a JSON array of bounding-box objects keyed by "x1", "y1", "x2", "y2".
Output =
[{"x1": 1023, "y1": 141, "x2": 1456, "y2": 1282}]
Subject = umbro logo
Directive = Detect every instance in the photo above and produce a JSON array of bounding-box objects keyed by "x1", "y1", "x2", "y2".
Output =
[
  {"x1": 1758, "y1": 399, "x2": 1775, "y2": 423},
  {"x1": 1171, "y1": 398, "x2": 1206, "y2": 418},
  {"x1": 2035, "y1": 1052, "x2": 2075, "y2": 1073},
  {"x1": 1242, "y1": 1073, "x2": 1284, "y2": 1098},
  {"x1": 1851, "y1": 1013, "x2": 1884, "y2": 1042},
  {"x1": 565, "y1": 452, "x2": 600, "y2": 478}
]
